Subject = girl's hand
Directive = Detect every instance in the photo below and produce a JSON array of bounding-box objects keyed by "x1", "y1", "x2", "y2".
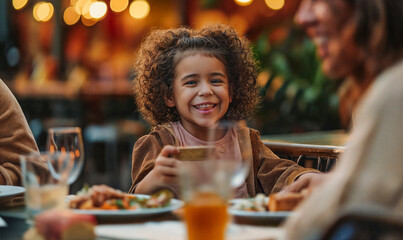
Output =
[
  {"x1": 151, "y1": 145, "x2": 180, "y2": 185},
  {"x1": 135, "y1": 145, "x2": 180, "y2": 194}
]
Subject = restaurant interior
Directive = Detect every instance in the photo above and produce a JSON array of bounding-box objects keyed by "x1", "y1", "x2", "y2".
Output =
[
  {"x1": 0, "y1": 0, "x2": 347, "y2": 192},
  {"x1": 2, "y1": 0, "x2": 403, "y2": 239}
]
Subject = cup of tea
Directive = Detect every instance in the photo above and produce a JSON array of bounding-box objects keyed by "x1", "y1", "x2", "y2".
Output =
[
  {"x1": 175, "y1": 146, "x2": 215, "y2": 161},
  {"x1": 179, "y1": 160, "x2": 232, "y2": 240}
]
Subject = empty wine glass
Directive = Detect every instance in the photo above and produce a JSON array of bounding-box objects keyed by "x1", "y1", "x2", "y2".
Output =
[
  {"x1": 207, "y1": 120, "x2": 252, "y2": 191},
  {"x1": 46, "y1": 127, "x2": 84, "y2": 185}
]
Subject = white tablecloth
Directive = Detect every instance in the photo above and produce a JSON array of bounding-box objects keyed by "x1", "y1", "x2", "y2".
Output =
[{"x1": 96, "y1": 221, "x2": 284, "y2": 240}]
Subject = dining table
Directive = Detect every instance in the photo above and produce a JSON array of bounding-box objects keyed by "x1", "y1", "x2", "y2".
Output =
[{"x1": 0, "y1": 190, "x2": 287, "y2": 240}]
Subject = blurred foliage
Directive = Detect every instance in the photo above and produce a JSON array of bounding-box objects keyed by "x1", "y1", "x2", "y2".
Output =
[{"x1": 252, "y1": 25, "x2": 341, "y2": 135}]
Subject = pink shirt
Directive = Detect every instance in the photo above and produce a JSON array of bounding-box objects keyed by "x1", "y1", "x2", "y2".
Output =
[{"x1": 170, "y1": 121, "x2": 248, "y2": 198}]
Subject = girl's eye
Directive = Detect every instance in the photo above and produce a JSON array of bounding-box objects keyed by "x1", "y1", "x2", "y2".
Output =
[
  {"x1": 184, "y1": 80, "x2": 197, "y2": 86},
  {"x1": 211, "y1": 79, "x2": 224, "y2": 84}
]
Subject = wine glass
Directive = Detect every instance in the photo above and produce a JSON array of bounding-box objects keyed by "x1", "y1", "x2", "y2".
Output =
[
  {"x1": 207, "y1": 120, "x2": 252, "y2": 191},
  {"x1": 46, "y1": 127, "x2": 84, "y2": 185}
]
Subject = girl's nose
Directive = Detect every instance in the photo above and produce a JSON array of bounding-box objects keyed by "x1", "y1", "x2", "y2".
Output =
[
  {"x1": 198, "y1": 82, "x2": 213, "y2": 96},
  {"x1": 295, "y1": 0, "x2": 317, "y2": 29}
]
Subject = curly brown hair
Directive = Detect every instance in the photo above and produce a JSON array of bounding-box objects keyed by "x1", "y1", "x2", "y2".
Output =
[{"x1": 132, "y1": 24, "x2": 259, "y2": 126}]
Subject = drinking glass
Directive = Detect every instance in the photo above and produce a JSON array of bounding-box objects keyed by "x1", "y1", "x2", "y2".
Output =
[
  {"x1": 179, "y1": 160, "x2": 232, "y2": 240},
  {"x1": 207, "y1": 120, "x2": 252, "y2": 190},
  {"x1": 46, "y1": 127, "x2": 84, "y2": 185},
  {"x1": 20, "y1": 152, "x2": 73, "y2": 224}
]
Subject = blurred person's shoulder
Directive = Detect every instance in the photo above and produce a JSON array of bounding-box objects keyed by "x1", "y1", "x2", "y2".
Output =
[{"x1": 357, "y1": 59, "x2": 403, "y2": 117}]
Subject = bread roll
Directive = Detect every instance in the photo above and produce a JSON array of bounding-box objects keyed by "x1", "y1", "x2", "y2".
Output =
[{"x1": 268, "y1": 192, "x2": 305, "y2": 211}]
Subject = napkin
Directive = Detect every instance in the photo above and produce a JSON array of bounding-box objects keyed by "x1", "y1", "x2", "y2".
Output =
[{"x1": 96, "y1": 221, "x2": 284, "y2": 240}]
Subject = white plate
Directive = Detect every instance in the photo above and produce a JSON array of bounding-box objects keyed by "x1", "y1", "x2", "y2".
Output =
[
  {"x1": 69, "y1": 194, "x2": 183, "y2": 219},
  {"x1": 0, "y1": 185, "x2": 25, "y2": 199},
  {"x1": 229, "y1": 198, "x2": 292, "y2": 221}
]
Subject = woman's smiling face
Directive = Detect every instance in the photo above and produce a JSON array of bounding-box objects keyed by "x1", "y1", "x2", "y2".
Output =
[
  {"x1": 165, "y1": 53, "x2": 231, "y2": 139},
  {"x1": 295, "y1": 0, "x2": 363, "y2": 79}
]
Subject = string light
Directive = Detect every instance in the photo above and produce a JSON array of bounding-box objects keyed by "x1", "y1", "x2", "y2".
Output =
[
  {"x1": 265, "y1": 0, "x2": 285, "y2": 10},
  {"x1": 234, "y1": 0, "x2": 253, "y2": 7},
  {"x1": 63, "y1": 6, "x2": 80, "y2": 25},
  {"x1": 110, "y1": 0, "x2": 128, "y2": 13},
  {"x1": 129, "y1": 0, "x2": 150, "y2": 19},
  {"x1": 90, "y1": 1, "x2": 107, "y2": 19},
  {"x1": 33, "y1": 2, "x2": 54, "y2": 22},
  {"x1": 12, "y1": 0, "x2": 28, "y2": 10}
]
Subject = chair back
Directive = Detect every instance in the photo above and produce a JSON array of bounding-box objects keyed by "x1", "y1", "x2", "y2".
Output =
[
  {"x1": 321, "y1": 205, "x2": 403, "y2": 240},
  {"x1": 263, "y1": 141, "x2": 345, "y2": 172}
]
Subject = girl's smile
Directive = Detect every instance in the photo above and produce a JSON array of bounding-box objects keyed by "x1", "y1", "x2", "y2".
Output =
[{"x1": 165, "y1": 53, "x2": 231, "y2": 140}]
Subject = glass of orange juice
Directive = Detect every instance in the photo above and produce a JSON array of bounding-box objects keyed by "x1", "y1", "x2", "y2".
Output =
[{"x1": 179, "y1": 160, "x2": 232, "y2": 240}]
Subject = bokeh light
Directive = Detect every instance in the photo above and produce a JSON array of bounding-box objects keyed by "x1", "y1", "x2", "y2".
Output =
[
  {"x1": 234, "y1": 0, "x2": 253, "y2": 7},
  {"x1": 12, "y1": 0, "x2": 28, "y2": 10},
  {"x1": 81, "y1": 0, "x2": 94, "y2": 19},
  {"x1": 110, "y1": 0, "x2": 128, "y2": 13},
  {"x1": 264, "y1": 0, "x2": 285, "y2": 10},
  {"x1": 90, "y1": 1, "x2": 107, "y2": 19},
  {"x1": 81, "y1": 15, "x2": 97, "y2": 26},
  {"x1": 63, "y1": 6, "x2": 81, "y2": 25},
  {"x1": 33, "y1": 2, "x2": 54, "y2": 22},
  {"x1": 129, "y1": 0, "x2": 150, "y2": 19}
]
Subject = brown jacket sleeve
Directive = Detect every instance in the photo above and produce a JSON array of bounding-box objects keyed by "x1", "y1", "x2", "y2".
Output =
[
  {"x1": 247, "y1": 128, "x2": 319, "y2": 196},
  {"x1": 0, "y1": 80, "x2": 41, "y2": 185},
  {"x1": 129, "y1": 125, "x2": 178, "y2": 194}
]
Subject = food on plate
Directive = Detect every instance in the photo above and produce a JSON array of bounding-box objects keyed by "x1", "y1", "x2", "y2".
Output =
[
  {"x1": 268, "y1": 189, "x2": 310, "y2": 211},
  {"x1": 68, "y1": 185, "x2": 173, "y2": 210},
  {"x1": 175, "y1": 146, "x2": 215, "y2": 161},
  {"x1": 231, "y1": 189, "x2": 310, "y2": 212},
  {"x1": 23, "y1": 209, "x2": 96, "y2": 240},
  {"x1": 231, "y1": 193, "x2": 268, "y2": 212}
]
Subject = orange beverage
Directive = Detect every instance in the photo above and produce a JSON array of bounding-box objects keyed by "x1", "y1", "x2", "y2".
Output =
[{"x1": 184, "y1": 192, "x2": 229, "y2": 240}]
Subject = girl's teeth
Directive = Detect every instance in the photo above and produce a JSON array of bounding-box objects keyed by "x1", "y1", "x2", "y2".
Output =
[{"x1": 196, "y1": 104, "x2": 214, "y2": 110}]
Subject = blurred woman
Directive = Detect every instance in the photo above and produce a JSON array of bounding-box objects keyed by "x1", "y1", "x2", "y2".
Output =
[{"x1": 283, "y1": 0, "x2": 403, "y2": 239}]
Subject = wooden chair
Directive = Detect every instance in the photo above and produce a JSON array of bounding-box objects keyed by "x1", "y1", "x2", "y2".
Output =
[{"x1": 263, "y1": 141, "x2": 345, "y2": 172}]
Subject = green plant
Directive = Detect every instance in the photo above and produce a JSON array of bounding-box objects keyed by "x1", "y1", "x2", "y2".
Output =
[{"x1": 252, "y1": 25, "x2": 341, "y2": 134}]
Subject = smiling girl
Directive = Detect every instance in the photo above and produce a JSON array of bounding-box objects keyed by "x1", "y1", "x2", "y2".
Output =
[{"x1": 129, "y1": 24, "x2": 319, "y2": 197}]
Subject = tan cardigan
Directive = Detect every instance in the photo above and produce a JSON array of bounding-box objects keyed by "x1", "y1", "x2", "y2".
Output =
[
  {"x1": 0, "y1": 80, "x2": 45, "y2": 185},
  {"x1": 283, "y1": 60, "x2": 403, "y2": 240},
  {"x1": 129, "y1": 124, "x2": 316, "y2": 197}
]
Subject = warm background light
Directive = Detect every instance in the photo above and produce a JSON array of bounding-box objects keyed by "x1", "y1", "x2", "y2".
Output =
[
  {"x1": 234, "y1": 0, "x2": 253, "y2": 7},
  {"x1": 33, "y1": 2, "x2": 54, "y2": 22},
  {"x1": 264, "y1": 0, "x2": 285, "y2": 10},
  {"x1": 12, "y1": 0, "x2": 28, "y2": 10},
  {"x1": 81, "y1": 0, "x2": 94, "y2": 19},
  {"x1": 63, "y1": 6, "x2": 81, "y2": 25},
  {"x1": 81, "y1": 15, "x2": 97, "y2": 26},
  {"x1": 90, "y1": 1, "x2": 107, "y2": 19},
  {"x1": 129, "y1": 0, "x2": 150, "y2": 19},
  {"x1": 110, "y1": 0, "x2": 128, "y2": 13},
  {"x1": 74, "y1": 0, "x2": 90, "y2": 15}
]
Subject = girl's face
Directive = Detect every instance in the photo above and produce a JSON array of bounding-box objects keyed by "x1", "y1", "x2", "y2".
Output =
[{"x1": 166, "y1": 53, "x2": 232, "y2": 139}]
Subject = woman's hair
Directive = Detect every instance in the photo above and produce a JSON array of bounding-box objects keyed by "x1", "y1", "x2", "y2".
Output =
[
  {"x1": 132, "y1": 24, "x2": 259, "y2": 126},
  {"x1": 346, "y1": 0, "x2": 403, "y2": 76}
]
